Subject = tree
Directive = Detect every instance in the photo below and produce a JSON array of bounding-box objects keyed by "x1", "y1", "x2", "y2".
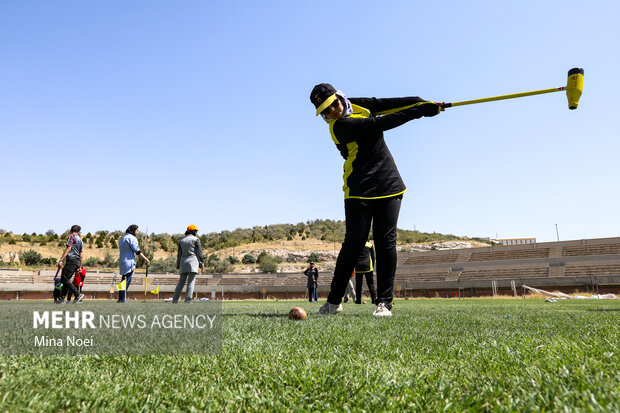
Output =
[
  {"x1": 242, "y1": 254, "x2": 256, "y2": 264},
  {"x1": 227, "y1": 256, "x2": 240, "y2": 264},
  {"x1": 211, "y1": 260, "x2": 232, "y2": 274},
  {"x1": 137, "y1": 236, "x2": 154, "y2": 268},
  {"x1": 19, "y1": 249, "x2": 42, "y2": 266},
  {"x1": 83, "y1": 257, "x2": 102, "y2": 267},
  {"x1": 257, "y1": 251, "x2": 269, "y2": 263},
  {"x1": 102, "y1": 253, "x2": 118, "y2": 268},
  {"x1": 149, "y1": 255, "x2": 177, "y2": 273},
  {"x1": 259, "y1": 255, "x2": 278, "y2": 273}
]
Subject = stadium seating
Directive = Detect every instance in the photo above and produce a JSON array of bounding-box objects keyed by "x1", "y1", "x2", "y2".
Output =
[
  {"x1": 562, "y1": 243, "x2": 620, "y2": 256},
  {"x1": 460, "y1": 267, "x2": 549, "y2": 280},
  {"x1": 1, "y1": 237, "x2": 619, "y2": 298},
  {"x1": 402, "y1": 254, "x2": 459, "y2": 266},
  {"x1": 468, "y1": 248, "x2": 550, "y2": 262}
]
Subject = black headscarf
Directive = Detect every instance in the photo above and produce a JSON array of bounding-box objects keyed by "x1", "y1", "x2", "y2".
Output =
[{"x1": 126, "y1": 225, "x2": 139, "y2": 236}]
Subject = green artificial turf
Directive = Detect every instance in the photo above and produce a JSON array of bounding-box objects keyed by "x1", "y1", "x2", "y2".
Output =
[{"x1": 0, "y1": 299, "x2": 618, "y2": 412}]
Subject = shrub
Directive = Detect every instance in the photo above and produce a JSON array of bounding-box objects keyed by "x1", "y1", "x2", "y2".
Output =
[
  {"x1": 9, "y1": 239, "x2": 16, "y2": 245},
  {"x1": 159, "y1": 240, "x2": 170, "y2": 252},
  {"x1": 286, "y1": 254, "x2": 297, "y2": 263},
  {"x1": 40, "y1": 257, "x2": 56, "y2": 266},
  {"x1": 259, "y1": 255, "x2": 278, "y2": 273},
  {"x1": 204, "y1": 254, "x2": 232, "y2": 273},
  {"x1": 19, "y1": 249, "x2": 42, "y2": 266},
  {"x1": 242, "y1": 254, "x2": 256, "y2": 264},
  {"x1": 257, "y1": 251, "x2": 268, "y2": 263},
  {"x1": 227, "y1": 256, "x2": 240, "y2": 265},
  {"x1": 307, "y1": 252, "x2": 320, "y2": 263},
  {"x1": 137, "y1": 249, "x2": 153, "y2": 269},
  {"x1": 211, "y1": 260, "x2": 232, "y2": 274},
  {"x1": 149, "y1": 256, "x2": 177, "y2": 273},
  {"x1": 101, "y1": 253, "x2": 118, "y2": 268},
  {"x1": 83, "y1": 257, "x2": 102, "y2": 267},
  {"x1": 207, "y1": 253, "x2": 219, "y2": 266}
]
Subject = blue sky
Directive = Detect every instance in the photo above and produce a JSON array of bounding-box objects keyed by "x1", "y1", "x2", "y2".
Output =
[{"x1": 1, "y1": 1, "x2": 618, "y2": 242}]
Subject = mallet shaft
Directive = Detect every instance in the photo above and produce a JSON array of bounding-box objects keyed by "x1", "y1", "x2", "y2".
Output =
[{"x1": 444, "y1": 86, "x2": 566, "y2": 108}]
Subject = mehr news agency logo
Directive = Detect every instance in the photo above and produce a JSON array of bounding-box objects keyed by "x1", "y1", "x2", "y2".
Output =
[{"x1": 31, "y1": 310, "x2": 218, "y2": 347}]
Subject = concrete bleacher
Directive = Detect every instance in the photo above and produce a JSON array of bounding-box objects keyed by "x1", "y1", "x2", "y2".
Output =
[
  {"x1": 2, "y1": 237, "x2": 620, "y2": 299},
  {"x1": 396, "y1": 237, "x2": 620, "y2": 295},
  {"x1": 403, "y1": 254, "x2": 460, "y2": 266},
  {"x1": 562, "y1": 243, "x2": 620, "y2": 257},
  {"x1": 0, "y1": 270, "x2": 35, "y2": 284},
  {"x1": 394, "y1": 270, "x2": 449, "y2": 283},
  {"x1": 468, "y1": 248, "x2": 550, "y2": 262},
  {"x1": 564, "y1": 264, "x2": 620, "y2": 277},
  {"x1": 460, "y1": 266, "x2": 549, "y2": 280}
]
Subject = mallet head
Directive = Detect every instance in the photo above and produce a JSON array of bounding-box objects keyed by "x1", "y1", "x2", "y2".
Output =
[{"x1": 566, "y1": 68, "x2": 584, "y2": 110}]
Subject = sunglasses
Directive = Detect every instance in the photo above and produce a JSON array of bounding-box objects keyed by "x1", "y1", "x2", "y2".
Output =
[{"x1": 321, "y1": 98, "x2": 340, "y2": 116}]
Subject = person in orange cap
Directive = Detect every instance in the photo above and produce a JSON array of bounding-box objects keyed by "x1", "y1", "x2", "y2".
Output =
[{"x1": 173, "y1": 225, "x2": 204, "y2": 303}]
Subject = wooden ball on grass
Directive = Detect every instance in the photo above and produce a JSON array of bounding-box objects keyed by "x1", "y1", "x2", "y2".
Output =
[{"x1": 288, "y1": 307, "x2": 307, "y2": 320}]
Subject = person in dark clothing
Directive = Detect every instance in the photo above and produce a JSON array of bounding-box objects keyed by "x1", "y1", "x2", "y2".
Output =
[
  {"x1": 304, "y1": 262, "x2": 319, "y2": 302},
  {"x1": 354, "y1": 241, "x2": 377, "y2": 304},
  {"x1": 56, "y1": 225, "x2": 85, "y2": 304},
  {"x1": 311, "y1": 83, "x2": 442, "y2": 316}
]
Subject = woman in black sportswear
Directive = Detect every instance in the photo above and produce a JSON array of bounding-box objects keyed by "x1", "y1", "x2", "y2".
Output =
[{"x1": 310, "y1": 83, "x2": 442, "y2": 316}]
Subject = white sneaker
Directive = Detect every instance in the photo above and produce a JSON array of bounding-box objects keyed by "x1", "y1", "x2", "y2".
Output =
[
  {"x1": 316, "y1": 302, "x2": 343, "y2": 315},
  {"x1": 373, "y1": 302, "x2": 392, "y2": 317}
]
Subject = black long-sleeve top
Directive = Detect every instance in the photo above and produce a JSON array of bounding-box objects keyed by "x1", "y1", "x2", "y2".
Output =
[
  {"x1": 328, "y1": 97, "x2": 438, "y2": 199},
  {"x1": 304, "y1": 267, "x2": 319, "y2": 288}
]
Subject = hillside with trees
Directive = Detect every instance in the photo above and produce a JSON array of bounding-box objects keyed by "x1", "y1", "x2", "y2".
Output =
[{"x1": 0, "y1": 221, "x2": 491, "y2": 274}]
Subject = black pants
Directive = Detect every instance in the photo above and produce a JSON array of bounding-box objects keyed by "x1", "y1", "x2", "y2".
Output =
[
  {"x1": 354, "y1": 271, "x2": 377, "y2": 304},
  {"x1": 308, "y1": 286, "x2": 317, "y2": 302},
  {"x1": 328, "y1": 195, "x2": 402, "y2": 309},
  {"x1": 67, "y1": 285, "x2": 82, "y2": 301},
  {"x1": 60, "y1": 259, "x2": 80, "y2": 299}
]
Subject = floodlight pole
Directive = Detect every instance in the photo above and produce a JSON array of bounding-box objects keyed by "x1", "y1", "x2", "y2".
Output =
[{"x1": 555, "y1": 224, "x2": 560, "y2": 242}]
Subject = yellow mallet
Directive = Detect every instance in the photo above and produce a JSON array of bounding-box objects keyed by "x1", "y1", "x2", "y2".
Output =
[{"x1": 443, "y1": 68, "x2": 584, "y2": 110}]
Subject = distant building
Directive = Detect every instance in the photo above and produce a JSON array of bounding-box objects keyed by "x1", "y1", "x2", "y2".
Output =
[{"x1": 495, "y1": 238, "x2": 536, "y2": 246}]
